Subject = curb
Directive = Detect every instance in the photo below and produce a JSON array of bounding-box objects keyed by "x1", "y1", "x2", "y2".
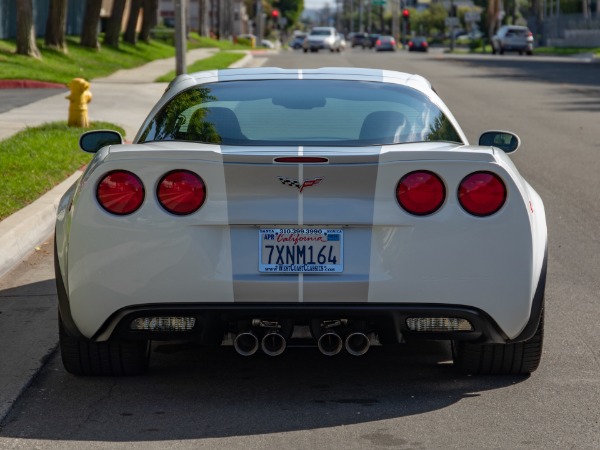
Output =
[
  {"x1": 0, "y1": 171, "x2": 83, "y2": 279},
  {"x1": 0, "y1": 80, "x2": 66, "y2": 89}
]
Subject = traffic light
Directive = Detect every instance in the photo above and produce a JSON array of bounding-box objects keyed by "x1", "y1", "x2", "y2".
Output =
[
  {"x1": 272, "y1": 9, "x2": 279, "y2": 19},
  {"x1": 402, "y1": 9, "x2": 410, "y2": 19}
]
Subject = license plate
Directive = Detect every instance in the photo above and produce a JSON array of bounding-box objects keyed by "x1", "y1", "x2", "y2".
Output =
[{"x1": 259, "y1": 228, "x2": 343, "y2": 273}]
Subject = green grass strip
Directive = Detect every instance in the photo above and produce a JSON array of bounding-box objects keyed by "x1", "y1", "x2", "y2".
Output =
[
  {"x1": 0, "y1": 37, "x2": 176, "y2": 85},
  {"x1": 0, "y1": 121, "x2": 124, "y2": 220},
  {"x1": 0, "y1": 35, "x2": 250, "y2": 85},
  {"x1": 155, "y1": 51, "x2": 246, "y2": 82}
]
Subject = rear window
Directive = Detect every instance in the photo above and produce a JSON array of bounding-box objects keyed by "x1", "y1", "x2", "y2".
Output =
[
  {"x1": 139, "y1": 80, "x2": 463, "y2": 147},
  {"x1": 310, "y1": 29, "x2": 332, "y2": 36}
]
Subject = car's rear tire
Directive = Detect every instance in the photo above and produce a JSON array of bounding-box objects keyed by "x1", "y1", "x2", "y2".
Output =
[
  {"x1": 452, "y1": 309, "x2": 544, "y2": 375},
  {"x1": 59, "y1": 315, "x2": 150, "y2": 376}
]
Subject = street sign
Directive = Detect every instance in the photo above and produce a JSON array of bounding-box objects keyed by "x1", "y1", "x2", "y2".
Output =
[
  {"x1": 372, "y1": 0, "x2": 387, "y2": 5},
  {"x1": 464, "y1": 11, "x2": 481, "y2": 23},
  {"x1": 445, "y1": 17, "x2": 460, "y2": 27}
]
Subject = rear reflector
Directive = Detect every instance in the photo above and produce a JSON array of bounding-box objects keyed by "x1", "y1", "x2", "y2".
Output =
[
  {"x1": 406, "y1": 317, "x2": 474, "y2": 332},
  {"x1": 130, "y1": 317, "x2": 196, "y2": 332}
]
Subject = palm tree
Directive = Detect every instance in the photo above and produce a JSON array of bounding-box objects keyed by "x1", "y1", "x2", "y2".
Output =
[
  {"x1": 124, "y1": 0, "x2": 143, "y2": 44},
  {"x1": 104, "y1": 0, "x2": 127, "y2": 47},
  {"x1": 45, "y1": 0, "x2": 68, "y2": 52},
  {"x1": 139, "y1": 0, "x2": 159, "y2": 43},
  {"x1": 80, "y1": 0, "x2": 103, "y2": 49},
  {"x1": 16, "y1": 0, "x2": 41, "y2": 58}
]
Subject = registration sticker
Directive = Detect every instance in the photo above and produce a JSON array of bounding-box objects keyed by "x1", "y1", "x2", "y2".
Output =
[{"x1": 259, "y1": 228, "x2": 343, "y2": 273}]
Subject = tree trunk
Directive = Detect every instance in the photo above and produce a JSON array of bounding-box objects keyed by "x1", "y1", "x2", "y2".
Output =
[
  {"x1": 139, "y1": 0, "x2": 158, "y2": 43},
  {"x1": 199, "y1": 0, "x2": 209, "y2": 37},
  {"x1": 45, "y1": 0, "x2": 68, "y2": 52},
  {"x1": 80, "y1": 0, "x2": 103, "y2": 49},
  {"x1": 104, "y1": 0, "x2": 127, "y2": 47},
  {"x1": 16, "y1": 0, "x2": 41, "y2": 58},
  {"x1": 124, "y1": 0, "x2": 143, "y2": 44}
]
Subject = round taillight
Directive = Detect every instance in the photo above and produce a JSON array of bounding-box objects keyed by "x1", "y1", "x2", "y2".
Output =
[
  {"x1": 96, "y1": 170, "x2": 144, "y2": 215},
  {"x1": 396, "y1": 171, "x2": 445, "y2": 216},
  {"x1": 458, "y1": 171, "x2": 506, "y2": 216},
  {"x1": 157, "y1": 170, "x2": 206, "y2": 215}
]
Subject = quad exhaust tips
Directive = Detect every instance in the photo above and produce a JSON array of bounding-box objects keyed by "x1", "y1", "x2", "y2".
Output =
[
  {"x1": 317, "y1": 331, "x2": 344, "y2": 356},
  {"x1": 345, "y1": 332, "x2": 371, "y2": 356},
  {"x1": 233, "y1": 331, "x2": 259, "y2": 356}
]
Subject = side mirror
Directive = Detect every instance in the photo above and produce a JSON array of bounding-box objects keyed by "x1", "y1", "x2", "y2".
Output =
[
  {"x1": 478, "y1": 130, "x2": 520, "y2": 154},
  {"x1": 79, "y1": 130, "x2": 124, "y2": 153}
]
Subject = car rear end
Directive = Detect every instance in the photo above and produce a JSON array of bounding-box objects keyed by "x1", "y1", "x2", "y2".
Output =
[
  {"x1": 56, "y1": 71, "x2": 546, "y2": 374},
  {"x1": 501, "y1": 27, "x2": 534, "y2": 54},
  {"x1": 58, "y1": 143, "x2": 543, "y2": 346},
  {"x1": 375, "y1": 36, "x2": 396, "y2": 51}
]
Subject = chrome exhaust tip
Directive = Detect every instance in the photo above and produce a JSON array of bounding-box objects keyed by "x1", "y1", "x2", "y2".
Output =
[
  {"x1": 345, "y1": 332, "x2": 371, "y2": 356},
  {"x1": 261, "y1": 331, "x2": 286, "y2": 356},
  {"x1": 234, "y1": 331, "x2": 259, "y2": 356},
  {"x1": 317, "y1": 331, "x2": 343, "y2": 356}
]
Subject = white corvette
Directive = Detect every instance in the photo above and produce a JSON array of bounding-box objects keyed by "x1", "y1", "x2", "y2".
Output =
[{"x1": 55, "y1": 68, "x2": 547, "y2": 376}]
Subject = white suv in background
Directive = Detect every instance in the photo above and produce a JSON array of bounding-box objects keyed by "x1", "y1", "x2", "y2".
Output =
[
  {"x1": 492, "y1": 25, "x2": 534, "y2": 55},
  {"x1": 303, "y1": 27, "x2": 341, "y2": 53}
]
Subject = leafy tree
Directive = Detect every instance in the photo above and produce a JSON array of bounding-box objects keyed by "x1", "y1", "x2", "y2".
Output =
[
  {"x1": 45, "y1": 0, "x2": 68, "y2": 52},
  {"x1": 277, "y1": 0, "x2": 304, "y2": 30},
  {"x1": 16, "y1": 0, "x2": 41, "y2": 58}
]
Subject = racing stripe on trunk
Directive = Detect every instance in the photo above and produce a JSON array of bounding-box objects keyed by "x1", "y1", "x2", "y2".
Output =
[
  {"x1": 222, "y1": 148, "x2": 300, "y2": 303},
  {"x1": 300, "y1": 149, "x2": 381, "y2": 304}
]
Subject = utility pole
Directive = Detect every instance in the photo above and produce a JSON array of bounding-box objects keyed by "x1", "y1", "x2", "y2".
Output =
[
  {"x1": 392, "y1": 0, "x2": 399, "y2": 48},
  {"x1": 175, "y1": 0, "x2": 186, "y2": 75},
  {"x1": 256, "y1": 0, "x2": 263, "y2": 43},
  {"x1": 359, "y1": 0, "x2": 364, "y2": 32}
]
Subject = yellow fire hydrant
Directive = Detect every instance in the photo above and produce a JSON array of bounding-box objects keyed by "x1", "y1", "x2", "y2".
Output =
[{"x1": 66, "y1": 78, "x2": 92, "y2": 128}]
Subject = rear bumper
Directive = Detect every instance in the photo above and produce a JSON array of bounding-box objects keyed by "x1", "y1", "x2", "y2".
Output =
[{"x1": 94, "y1": 303, "x2": 507, "y2": 344}]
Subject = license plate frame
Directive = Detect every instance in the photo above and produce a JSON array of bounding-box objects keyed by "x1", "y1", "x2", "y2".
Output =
[{"x1": 259, "y1": 228, "x2": 343, "y2": 273}]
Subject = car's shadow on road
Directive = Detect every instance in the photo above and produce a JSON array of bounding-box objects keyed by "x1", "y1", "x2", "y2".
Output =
[{"x1": 0, "y1": 338, "x2": 530, "y2": 442}]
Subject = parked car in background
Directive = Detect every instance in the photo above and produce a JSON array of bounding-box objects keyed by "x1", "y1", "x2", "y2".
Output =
[
  {"x1": 492, "y1": 25, "x2": 534, "y2": 55},
  {"x1": 351, "y1": 32, "x2": 370, "y2": 48},
  {"x1": 368, "y1": 33, "x2": 380, "y2": 48},
  {"x1": 289, "y1": 33, "x2": 307, "y2": 49},
  {"x1": 338, "y1": 33, "x2": 347, "y2": 50},
  {"x1": 375, "y1": 35, "x2": 396, "y2": 51},
  {"x1": 408, "y1": 36, "x2": 429, "y2": 52},
  {"x1": 303, "y1": 27, "x2": 341, "y2": 53}
]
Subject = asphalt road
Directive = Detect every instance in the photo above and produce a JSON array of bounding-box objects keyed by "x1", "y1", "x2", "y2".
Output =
[{"x1": 0, "y1": 48, "x2": 599, "y2": 449}]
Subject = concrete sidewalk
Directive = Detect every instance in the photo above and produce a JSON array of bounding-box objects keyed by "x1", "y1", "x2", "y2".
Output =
[{"x1": 0, "y1": 48, "x2": 261, "y2": 278}]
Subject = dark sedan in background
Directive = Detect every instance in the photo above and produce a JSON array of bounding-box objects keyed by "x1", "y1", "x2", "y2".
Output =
[
  {"x1": 408, "y1": 36, "x2": 429, "y2": 52},
  {"x1": 375, "y1": 36, "x2": 396, "y2": 51}
]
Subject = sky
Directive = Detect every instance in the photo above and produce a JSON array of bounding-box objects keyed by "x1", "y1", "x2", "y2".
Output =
[{"x1": 304, "y1": 0, "x2": 336, "y2": 10}]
